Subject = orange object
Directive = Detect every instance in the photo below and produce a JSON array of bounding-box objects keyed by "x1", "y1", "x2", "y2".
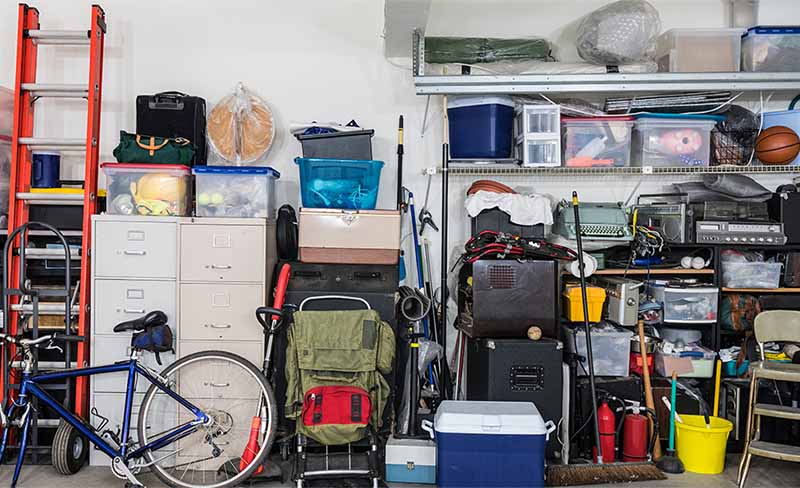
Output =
[
  {"x1": 755, "y1": 125, "x2": 800, "y2": 165},
  {"x1": 565, "y1": 157, "x2": 615, "y2": 167},
  {"x1": 466, "y1": 179, "x2": 516, "y2": 195},
  {"x1": 5, "y1": 4, "x2": 106, "y2": 419},
  {"x1": 239, "y1": 416, "x2": 264, "y2": 475}
]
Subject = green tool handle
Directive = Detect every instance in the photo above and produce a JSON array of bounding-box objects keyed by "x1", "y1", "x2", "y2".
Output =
[{"x1": 669, "y1": 372, "x2": 677, "y2": 451}]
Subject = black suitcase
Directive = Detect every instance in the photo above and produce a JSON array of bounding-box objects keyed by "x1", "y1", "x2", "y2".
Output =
[
  {"x1": 466, "y1": 337, "x2": 564, "y2": 460},
  {"x1": 136, "y1": 91, "x2": 207, "y2": 165}
]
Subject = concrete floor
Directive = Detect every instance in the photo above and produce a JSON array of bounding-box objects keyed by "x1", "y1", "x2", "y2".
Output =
[{"x1": 1, "y1": 455, "x2": 799, "y2": 488}]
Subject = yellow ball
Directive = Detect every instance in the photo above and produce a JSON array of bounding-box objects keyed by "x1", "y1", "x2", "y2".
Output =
[
  {"x1": 210, "y1": 192, "x2": 224, "y2": 205},
  {"x1": 198, "y1": 193, "x2": 211, "y2": 205}
]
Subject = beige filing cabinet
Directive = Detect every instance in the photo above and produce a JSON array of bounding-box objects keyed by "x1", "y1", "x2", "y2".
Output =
[{"x1": 89, "y1": 215, "x2": 275, "y2": 466}]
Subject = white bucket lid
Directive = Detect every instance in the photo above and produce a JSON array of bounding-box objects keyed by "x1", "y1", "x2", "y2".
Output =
[
  {"x1": 447, "y1": 95, "x2": 514, "y2": 110},
  {"x1": 434, "y1": 400, "x2": 547, "y2": 435}
]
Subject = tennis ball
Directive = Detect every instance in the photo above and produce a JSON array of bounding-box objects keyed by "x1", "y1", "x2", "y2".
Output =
[
  {"x1": 197, "y1": 192, "x2": 211, "y2": 205},
  {"x1": 210, "y1": 192, "x2": 224, "y2": 205}
]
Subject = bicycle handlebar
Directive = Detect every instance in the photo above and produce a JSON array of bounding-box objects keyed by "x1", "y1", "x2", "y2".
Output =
[{"x1": 0, "y1": 333, "x2": 85, "y2": 348}]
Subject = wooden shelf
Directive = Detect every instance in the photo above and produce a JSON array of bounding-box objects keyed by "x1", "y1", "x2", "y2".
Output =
[
  {"x1": 722, "y1": 287, "x2": 800, "y2": 293},
  {"x1": 591, "y1": 268, "x2": 715, "y2": 276}
]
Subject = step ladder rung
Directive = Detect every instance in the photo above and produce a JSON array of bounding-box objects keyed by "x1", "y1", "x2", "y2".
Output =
[
  {"x1": 753, "y1": 403, "x2": 800, "y2": 421},
  {"x1": 27, "y1": 29, "x2": 90, "y2": 45},
  {"x1": 11, "y1": 303, "x2": 80, "y2": 315},
  {"x1": 16, "y1": 192, "x2": 85, "y2": 206},
  {"x1": 18, "y1": 137, "x2": 86, "y2": 148},
  {"x1": 22, "y1": 248, "x2": 81, "y2": 260},
  {"x1": 21, "y1": 83, "x2": 89, "y2": 98}
]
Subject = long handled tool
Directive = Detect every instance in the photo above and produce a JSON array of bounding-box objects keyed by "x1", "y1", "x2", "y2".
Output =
[
  {"x1": 656, "y1": 372, "x2": 685, "y2": 474},
  {"x1": 638, "y1": 319, "x2": 663, "y2": 461},
  {"x1": 547, "y1": 193, "x2": 666, "y2": 486}
]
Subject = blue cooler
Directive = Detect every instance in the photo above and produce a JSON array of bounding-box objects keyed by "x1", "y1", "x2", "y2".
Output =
[
  {"x1": 434, "y1": 401, "x2": 555, "y2": 488},
  {"x1": 448, "y1": 96, "x2": 514, "y2": 160}
]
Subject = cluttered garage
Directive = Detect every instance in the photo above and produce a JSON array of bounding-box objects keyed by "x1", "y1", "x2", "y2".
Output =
[{"x1": 0, "y1": 0, "x2": 800, "y2": 487}]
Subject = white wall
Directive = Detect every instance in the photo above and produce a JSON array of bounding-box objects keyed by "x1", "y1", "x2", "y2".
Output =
[{"x1": 1, "y1": 0, "x2": 800, "y2": 305}]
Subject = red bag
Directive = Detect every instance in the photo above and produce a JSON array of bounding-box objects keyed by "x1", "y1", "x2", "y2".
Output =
[{"x1": 302, "y1": 385, "x2": 371, "y2": 428}]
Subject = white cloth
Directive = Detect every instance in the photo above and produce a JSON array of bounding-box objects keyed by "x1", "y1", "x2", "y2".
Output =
[{"x1": 464, "y1": 190, "x2": 553, "y2": 226}]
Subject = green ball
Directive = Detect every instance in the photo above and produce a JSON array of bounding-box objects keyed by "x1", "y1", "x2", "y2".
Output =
[
  {"x1": 210, "y1": 192, "x2": 224, "y2": 205},
  {"x1": 197, "y1": 193, "x2": 211, "y2": 205}
]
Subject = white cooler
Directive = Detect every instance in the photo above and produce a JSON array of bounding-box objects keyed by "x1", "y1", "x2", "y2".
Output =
[{"x1": 385, "y1": 435, "x2": 436, "y2": 484}]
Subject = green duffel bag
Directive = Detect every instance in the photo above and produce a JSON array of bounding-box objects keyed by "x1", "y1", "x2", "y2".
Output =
[{"x1": 112, "y1": 130, "x2": 196, "y2": 164}]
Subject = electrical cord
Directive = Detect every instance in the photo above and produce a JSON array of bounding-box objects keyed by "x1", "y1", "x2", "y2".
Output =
[{"x1": 457, "y1": 230, "x2": 578, "y2": 268}]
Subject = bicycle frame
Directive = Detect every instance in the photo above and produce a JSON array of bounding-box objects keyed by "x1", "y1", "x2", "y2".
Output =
[{"x1": 0, "y1": 357, "x2": 208, "y2": 485}]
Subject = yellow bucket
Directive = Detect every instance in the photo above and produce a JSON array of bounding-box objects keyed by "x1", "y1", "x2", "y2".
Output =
[{"x1": 674, "y1": 415, "x2": 733, "y2": 474}]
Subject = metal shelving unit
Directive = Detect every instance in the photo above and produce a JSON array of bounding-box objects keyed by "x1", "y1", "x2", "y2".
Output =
[{"x1": 435, "y1": 164, "x2": 800, "y2": 177}]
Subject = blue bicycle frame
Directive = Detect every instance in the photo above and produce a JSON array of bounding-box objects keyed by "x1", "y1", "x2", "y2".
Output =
[{"x1": 0, "y1": 358, "x2": 209, "y2": 486}]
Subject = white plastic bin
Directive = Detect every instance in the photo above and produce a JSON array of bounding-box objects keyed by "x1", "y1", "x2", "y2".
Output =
[
  {"x1": 663, "y1": 286, "x2": 719, "y2": 324},
  {"x1": 562, "y1": 116, "x2": 634, "y2": 167},
  {"x1": 742, "y1": 26, "x2": 800, "y2": 72},
  {"x1": 193, "y1": 166, "x2": 279, "y2": 218},
  {"x1": 101, "y1": 163, "x2": 191, "y2": 217},
  {"x1": 656, "y1": 29, "x2": 744, "y2": 72},
  {"x1": 434, "y1": 401, "x2": 554, "y2": 488},
  {"x1": 563, "y1": 325, "x2": 633, "y2": 376},
  {"x1": 656, "y1": 349, "x2": 715, "y2": 378},
  {"x1": 514, "y1": 104, "x2": 561, "y2": 167},
  {"x1": 722, "y1": 262, "x2": 782, "y2": 289},
  {"x1": 632, "y1": 117, "x2": 719, "y2": 167}
]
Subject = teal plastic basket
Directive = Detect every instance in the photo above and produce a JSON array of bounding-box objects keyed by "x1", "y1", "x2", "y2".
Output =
[{"x1": 295, "y1": 157, "x2": 384, "y2": 209}]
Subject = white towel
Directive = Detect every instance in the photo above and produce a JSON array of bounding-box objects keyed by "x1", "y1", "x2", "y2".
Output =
[{"x1": 465, "y1": 190, "x2": 553, "y2": 226}]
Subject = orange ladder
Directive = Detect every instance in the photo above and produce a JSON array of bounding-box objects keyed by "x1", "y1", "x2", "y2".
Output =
[{"x1": 5, "y1": 3, "x2": 106, "y2": 422}]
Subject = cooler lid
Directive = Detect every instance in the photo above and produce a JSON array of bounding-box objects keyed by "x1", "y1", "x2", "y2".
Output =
[
  {"x1": 100, "y1": 162, "x2": 191, "y2": 173},
  {"x1": 192, "y1": 165, "x2": 280, "y2": 178},
  {"x1": 434, "y1": 401, "x2": 547, "y2": 435},
  {"x1": 447, "y1": 95, "x2": 514, "y2": 110},
  {"x1": 744, "y1": 26, "x2": 800, "y2": 38}
]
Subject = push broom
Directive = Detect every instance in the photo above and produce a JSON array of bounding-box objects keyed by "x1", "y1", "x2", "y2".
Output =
[{"x1": 546, "y1": 192, "x2": 666, "y2": 486}]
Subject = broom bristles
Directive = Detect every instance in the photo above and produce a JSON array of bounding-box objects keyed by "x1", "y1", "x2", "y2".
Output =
[{"x1": 546, "y1": 462, "x2": 667, "y2": 487}]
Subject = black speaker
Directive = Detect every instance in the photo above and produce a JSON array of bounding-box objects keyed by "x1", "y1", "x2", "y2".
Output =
[
  {"x1": 785, "y1": 252, "x2": 800, "y2": 287},
  {"x1": 769, "y1": 191, "x2": 800, "y2": 244}
]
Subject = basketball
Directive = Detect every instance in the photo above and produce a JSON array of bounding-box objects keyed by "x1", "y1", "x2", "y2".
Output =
[{"x1": 755, "y1": 125, "x2": 800, "y2": 165}]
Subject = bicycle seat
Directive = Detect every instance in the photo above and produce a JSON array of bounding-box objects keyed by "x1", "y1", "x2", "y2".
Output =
[{"x1": 113, "y1": 310, "x2": 167, "y2": 333}]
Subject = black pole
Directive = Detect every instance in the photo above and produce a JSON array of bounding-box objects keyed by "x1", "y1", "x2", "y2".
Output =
[
  {"x1": 439, "y1": 143, "x2": 449, "y2": 399},
  {"x1": 397, "y1": 115, "x2": 404, "y2": 210},
  {"x1": 572, "y1": 191, "x2": 604, "y2": 464}
]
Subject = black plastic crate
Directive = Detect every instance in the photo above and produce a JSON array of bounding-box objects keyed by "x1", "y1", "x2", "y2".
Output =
[{"x1": 295, "y1": 129, "x2": 374, "y2": 160}]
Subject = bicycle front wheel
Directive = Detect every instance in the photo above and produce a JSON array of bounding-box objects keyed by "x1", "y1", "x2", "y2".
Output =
[{"x1": 137, "y1": 350, "x2": 277, "y2": 488}]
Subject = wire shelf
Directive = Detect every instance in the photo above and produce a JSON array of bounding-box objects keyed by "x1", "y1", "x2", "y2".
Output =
[{"x1": 435, "y1": 164, "x2": 800, "y2": 177}]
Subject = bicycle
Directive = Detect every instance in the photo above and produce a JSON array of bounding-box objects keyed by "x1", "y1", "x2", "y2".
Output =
[{"x1": 0, "y1": 309, "x2": 282, "y2": 488}]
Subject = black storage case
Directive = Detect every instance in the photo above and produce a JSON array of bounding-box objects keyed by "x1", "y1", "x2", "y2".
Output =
[
  {"x1": 466, "y1": 337, "x2": 564, "y2": 460},
  {"x1": 136, "y1": 91, "x2": 207, "y2": 165},
  {"x1": 471, "y1": 208, "x2": 545, "y2": 238},
  {"x1": 295, "y1": 129, "x2": 375, "y2": 160},
  {"x1": 768, "y1": 191, "x2": 800, "y2": 243},
  {"x1": 467, "y1": 259, "x2": 559, "y2": 338}
]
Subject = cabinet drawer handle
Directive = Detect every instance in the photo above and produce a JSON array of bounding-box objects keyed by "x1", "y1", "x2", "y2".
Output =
[
  {"x1": 206, "y1": 323, "x2": 232, "y2": 329},
  {"x1": 123, "y1": 250, "x2": 147, "y2": 256},
  {"x1": 123, "y1": 308, "x2": 146, "y2": 314},
  {"x1": 210, "y1": 264, "x2": 231, "y2": 270},
  {"x1": 206, "y1": 382, "x2": 230, "y2": 388}
]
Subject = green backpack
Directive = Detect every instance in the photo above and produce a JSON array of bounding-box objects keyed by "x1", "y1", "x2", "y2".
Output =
[{"x1": 113, "y1": 130, "x2": 196, "y2": 164}]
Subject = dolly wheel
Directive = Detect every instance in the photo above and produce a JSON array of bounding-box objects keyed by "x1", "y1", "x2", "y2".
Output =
[{"x1": 52, "y1": 420, "x2": 88, "y2": 475}]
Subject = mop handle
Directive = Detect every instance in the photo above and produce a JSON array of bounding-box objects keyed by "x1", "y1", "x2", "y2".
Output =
[
  {"x1": 669, "y1": 372, "x2": 677, "y2": 451},
  {"x1": 407, "y1": 191, "x2": 435, "y2": 385},
  {"x1": 572, "y1": 191, "x2": 604, "y2": 464}
]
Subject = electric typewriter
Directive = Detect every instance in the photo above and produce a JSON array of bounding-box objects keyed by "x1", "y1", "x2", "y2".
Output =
[{"x1": 554, "y1": 201, "x2": 633, "y2": 241}]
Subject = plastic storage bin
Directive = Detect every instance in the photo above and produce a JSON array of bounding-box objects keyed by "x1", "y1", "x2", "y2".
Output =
[
  {"x1": 742, "y1": 26, "x2": 800, "y2": 72},
  {"x1": 656, "y1": 29, "x2": 744, "y2": 72},
  {"x1": 101, "y1": 163, "x2": 191, "y2": 216},
  {"x1": 562, "y1": 117, "x2": 634, "y2": 167},
  {"x1": 762, "y1": 109, "x2": 800, "y2": 165},
  {"x1": 563, "y1": 325, "x2": 633, "y2": 376},
  {"x1": 294, "y1": 157, "x2": 384, "y2": 210},
  {"x1": 663, "y1": 286, "x2": 718, "y2": 323},
  {"x1": 514, "y1": 104, "x2": 560, "y2": 167},
  {"x1": 721, "y1": 262, "x2": 782, "y2": 289},
  {"x1": 193, "y1": 166, "x2": 279, "y2": 218},
  {"x1": 434, "y1": 401, "x2": 554, "y2": 488},
  {"x1": 295, "y1": 129, "x2": 374, "y2": 160},
  {"x1": 655, "y1": 349, "x2": 715, "y2": 378},
  {"x1": 632, "y1": 116, "x2": 719, "y2": 167},
  {"x1": 448, "y1": 96, "x2": 514, "y2": 160},
  {"x1": 563, "y1": 284, "x2": 606, "y2": 322}
]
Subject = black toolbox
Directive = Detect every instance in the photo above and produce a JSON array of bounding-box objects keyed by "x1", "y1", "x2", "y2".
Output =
[{"x1": 467, "y1": 337, "x2": 564, "y2": 460}]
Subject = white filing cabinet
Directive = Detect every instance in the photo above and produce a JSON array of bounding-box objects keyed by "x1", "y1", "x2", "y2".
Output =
[{"x1": 89, "y1": 215, "x2": 274, "y2": 466}]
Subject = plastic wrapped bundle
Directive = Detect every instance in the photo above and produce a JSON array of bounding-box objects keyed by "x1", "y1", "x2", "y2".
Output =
[
  {"x1": 424, "y1": 36, "x2": 552, "y2": 64},
  {"x1": 576, "y1": 0, "x2": 661, "y2": 65},
  {"x1": 207, "y1": 83, "x2": 275, "y2": 165}
]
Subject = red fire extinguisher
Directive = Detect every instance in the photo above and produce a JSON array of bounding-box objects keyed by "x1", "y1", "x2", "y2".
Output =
[
  {"x1": 622, "y1": 410, "x2": 649, "y2": 462},
  {"x1": 593, "y1": 401, "x2": 616, "y2": 463}
]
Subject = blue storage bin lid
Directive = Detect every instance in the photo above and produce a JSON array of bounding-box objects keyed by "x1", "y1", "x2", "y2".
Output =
[
  {"x1": 434, "y1": 400, "x2": 549, "y2": 436},
  {"x1": 447, "y1": 95, "x2": 515, "y2": 110},
  {"x1": 294, "y1": 157, "x2": 384, "y2": 168},
  {"x1": 743, "y1": 25, "x2": 800, "y2": 38},
  {"x1": 635, "y1": 114, "x2": 725, "y2": 122},
  {"x1": 193, "y1": 165, "x2": 280, "y2": 178}
]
